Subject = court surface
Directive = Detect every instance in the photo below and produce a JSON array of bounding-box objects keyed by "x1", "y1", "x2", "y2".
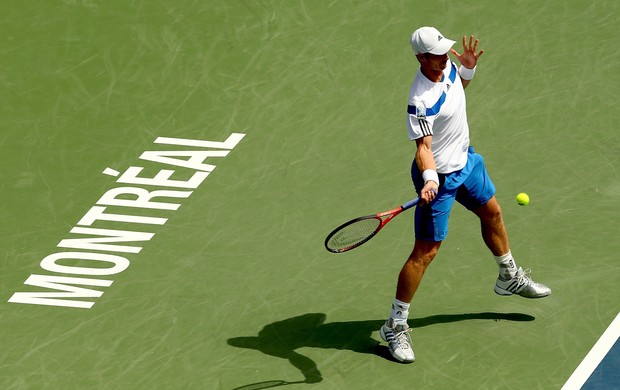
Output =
[{"x1": 1, "y1": 1, "x2": 619, "y2": 389}]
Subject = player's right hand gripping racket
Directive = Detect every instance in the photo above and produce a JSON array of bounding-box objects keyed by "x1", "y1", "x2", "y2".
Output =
[{"x1": 324, "y1": 197, "x2": 420, "y2": 253}]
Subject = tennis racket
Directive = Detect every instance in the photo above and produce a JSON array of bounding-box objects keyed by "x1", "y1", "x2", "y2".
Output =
[{"x1": 324, "y1": 197, "x2": 420, "y2": 253}]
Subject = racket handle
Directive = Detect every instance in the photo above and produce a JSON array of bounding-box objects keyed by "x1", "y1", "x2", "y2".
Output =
[{"x1": 401, "y1": 198, "x2": 420, "y2": 211}]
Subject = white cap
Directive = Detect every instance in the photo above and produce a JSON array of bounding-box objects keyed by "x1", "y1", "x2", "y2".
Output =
[{"x1": 410, "y1": 26, "x2": 456, "y2": 55}]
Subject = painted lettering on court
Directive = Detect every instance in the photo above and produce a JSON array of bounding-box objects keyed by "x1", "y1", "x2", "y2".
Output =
[{"x1": 8, "y1": 133, "x2": 245, "y2": 309}]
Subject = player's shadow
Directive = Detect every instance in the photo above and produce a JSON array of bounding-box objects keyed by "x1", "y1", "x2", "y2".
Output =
[{"x1": 227, "y1": 312, "x2": 535, "y2": 389}]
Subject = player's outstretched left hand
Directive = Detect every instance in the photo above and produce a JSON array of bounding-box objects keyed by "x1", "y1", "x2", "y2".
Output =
[{"x1": 450, "y1": 35, "x2": 484, "y2": 69}]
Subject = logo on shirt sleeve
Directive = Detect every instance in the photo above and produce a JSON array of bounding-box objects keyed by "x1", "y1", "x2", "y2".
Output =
[{"x1": 409, "y1": 98, "x2": 427, "y2": 119}]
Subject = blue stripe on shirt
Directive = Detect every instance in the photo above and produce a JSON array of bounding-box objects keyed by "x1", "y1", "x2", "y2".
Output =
[{"x1": 407, "y1": 62, "x2": 458, "y2": 117}]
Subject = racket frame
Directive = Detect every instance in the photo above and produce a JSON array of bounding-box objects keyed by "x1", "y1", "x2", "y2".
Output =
[{"x1": 324, "y1": 198, "x2": 420, "y2": 253}]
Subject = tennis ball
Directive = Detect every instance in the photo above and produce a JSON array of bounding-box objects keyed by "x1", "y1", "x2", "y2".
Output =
[{"x1": 516, "y1": 192, "x2": 530, "y2": 206}]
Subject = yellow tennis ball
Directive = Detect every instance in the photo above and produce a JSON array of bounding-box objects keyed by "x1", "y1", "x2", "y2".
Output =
[{"x1": 516, "y1": 192, "x2": 530, "y2": 206}]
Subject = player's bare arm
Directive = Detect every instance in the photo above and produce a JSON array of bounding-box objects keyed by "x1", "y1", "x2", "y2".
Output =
[{"x1": 415, "y1": 136, "x2": 438, "y2": 204}]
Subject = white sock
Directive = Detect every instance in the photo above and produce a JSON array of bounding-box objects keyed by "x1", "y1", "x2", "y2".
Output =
[
  {"x1": 390, "y1": 299, "x2": 410, "y2": 325},
  {"x1": 495, "y1": 251, "x2": 518, "y2": 280}
]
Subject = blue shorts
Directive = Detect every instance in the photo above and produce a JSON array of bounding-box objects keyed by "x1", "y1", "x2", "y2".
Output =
[{"x1": 411, "y1": 146, "x2": 496, "y2": 242}]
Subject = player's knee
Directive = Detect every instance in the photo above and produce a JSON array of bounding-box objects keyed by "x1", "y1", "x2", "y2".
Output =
[
  {"x1": 410, "y1": 240, "x2": 441, "y2": 267},
  {"x1": 487, "y1": 203, "x2": 503, "y2": 221},
  {"x1": 477, "y1": 197, "x2": 503, "y2": 223}
]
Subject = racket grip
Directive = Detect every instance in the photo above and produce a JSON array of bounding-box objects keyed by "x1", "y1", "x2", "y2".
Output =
[{"x1": 401, "y1": 198, "x2": 420, "y2": 211}]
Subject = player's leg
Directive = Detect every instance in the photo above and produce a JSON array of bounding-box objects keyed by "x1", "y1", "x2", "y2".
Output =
[
  {"x1": 473, "y1": 196, "x2": 520, "y2": 278},
  {"x1": 472, "y1": 195, "x2": 509, "y2": 256},
  {"x1": 381, "y1": 239, "x2": 441, "y2": 364},
  {"x1": 472, "y1": 197, "x2": 550, "y2": 298},
  {"x1": 395, "y1": 239, "x2": 442, "y2": 303},
  {"x1": 459, "y1": 149, "x2": 550, "y2": 298},
  {"x1": 472, "y1": 196, "x2": 518, "y2": 280},
  {"x1": 380, "y1": 163, "x2": 453, "y2": 363}
]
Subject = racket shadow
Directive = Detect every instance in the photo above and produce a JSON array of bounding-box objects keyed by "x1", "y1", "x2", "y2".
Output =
[{"x1": 227, "y1": 312, "x2": 535, "y2": 387}]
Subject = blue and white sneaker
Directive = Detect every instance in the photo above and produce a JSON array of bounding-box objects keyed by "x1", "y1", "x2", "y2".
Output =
[
  {"x1": 379, "y1": 318, "x2": 415, "y2": 363},
  {"x1": 494, "y1": 267, "x2": 551, "y2": 298}
]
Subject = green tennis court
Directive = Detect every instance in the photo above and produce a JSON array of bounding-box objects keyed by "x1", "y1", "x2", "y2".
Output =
[{"x1": 2, "y1": 1, "x2": 618, "y2": 388}]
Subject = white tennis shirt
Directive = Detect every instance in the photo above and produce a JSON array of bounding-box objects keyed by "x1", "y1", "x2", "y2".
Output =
[{"x1": 406, "y1": 59, "x2": 470, "y2": 174}]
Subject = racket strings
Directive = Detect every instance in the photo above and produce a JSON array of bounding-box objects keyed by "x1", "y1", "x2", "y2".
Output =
[{"x1": 326, "y1": 217, "x2": 381, "y2": 251}]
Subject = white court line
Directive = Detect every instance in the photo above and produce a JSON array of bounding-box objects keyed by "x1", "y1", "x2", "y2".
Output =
[{"x1": 562, "y1": 311, "x2": 620, "y2": 390}]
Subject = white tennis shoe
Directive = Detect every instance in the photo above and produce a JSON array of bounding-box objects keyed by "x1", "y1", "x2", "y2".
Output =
[
  {"x1": 380, "y1": 318, "x2": 415, "y2": 363},
  {"x1": 494, "y1": 267, "x2": 551, "y2": 298}
]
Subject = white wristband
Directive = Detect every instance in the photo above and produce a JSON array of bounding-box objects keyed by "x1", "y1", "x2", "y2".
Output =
[
  {"x1": 422, "y1": 169, "x2": 439, "y2": 185},
  {"x1": 459, "y1": 65, "x2": 476, "y2": 81}
]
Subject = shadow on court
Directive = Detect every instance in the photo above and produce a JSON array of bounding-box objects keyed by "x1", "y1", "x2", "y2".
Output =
[{"x1": 227, "y1": 312, "x2": 535, "y2": 389}]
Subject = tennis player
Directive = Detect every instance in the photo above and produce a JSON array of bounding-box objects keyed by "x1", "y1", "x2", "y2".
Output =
[{"x1": 379, "y1": 26, "x2": 551, "y2": 363}]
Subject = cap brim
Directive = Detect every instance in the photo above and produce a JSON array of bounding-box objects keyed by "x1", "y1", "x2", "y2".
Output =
[{"x1": 429, "y1": 38, "x2": 456, "y2": 55}]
